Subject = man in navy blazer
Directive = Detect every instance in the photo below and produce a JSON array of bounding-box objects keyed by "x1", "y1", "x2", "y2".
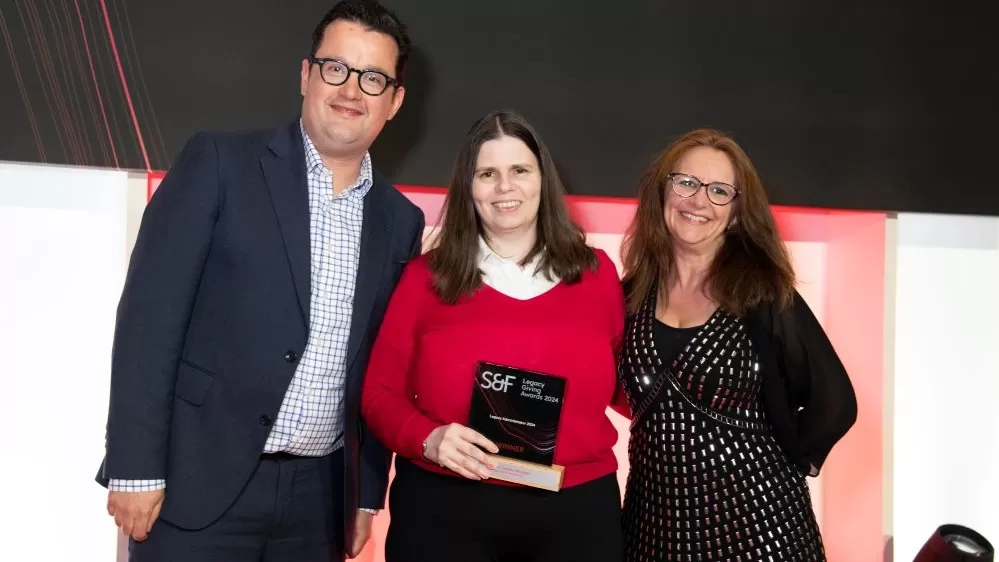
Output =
[{"x1": 96, "y1": 1, "x2": 423, "y2": 560}]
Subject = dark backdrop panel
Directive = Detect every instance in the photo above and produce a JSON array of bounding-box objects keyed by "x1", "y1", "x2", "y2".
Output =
[{"x1": 0, "y1": 0, "x2": 995, "y2": 215}]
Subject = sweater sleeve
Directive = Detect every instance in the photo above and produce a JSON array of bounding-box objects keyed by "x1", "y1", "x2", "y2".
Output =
[
  {"x1": 361, "y1": 258, "x2": 442, "y2": 460},
  {"x1": 596, "y1": 249, "x2": 631, "y2": 418},
  {"x1": 601, "y1": 251, "x2": 625, "y2": 353}
]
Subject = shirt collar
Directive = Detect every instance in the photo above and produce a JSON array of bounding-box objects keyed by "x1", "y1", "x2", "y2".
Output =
[
  {"x1": 478, "y1": 236, "x2": 543, "y2": 270},
  {"x1": 478, "y1": 236, "x2": 501, "y2": 266},
  {"x1": 299, "y1": 119, "x2": 373, "y2": 197}
]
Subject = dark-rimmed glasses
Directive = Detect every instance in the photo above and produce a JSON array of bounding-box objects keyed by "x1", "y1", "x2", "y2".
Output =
[
  {"x1": 309, "y1": 57, "x2": 398, "y2": 96},
  {"x1": 667, "y1": 172, "x2": 740, "y2": 206}
]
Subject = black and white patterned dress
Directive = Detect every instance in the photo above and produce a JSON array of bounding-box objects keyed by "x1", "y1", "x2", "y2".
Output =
[{"x1": 619, "y1": 290, "x2": 825, "y2": 562}]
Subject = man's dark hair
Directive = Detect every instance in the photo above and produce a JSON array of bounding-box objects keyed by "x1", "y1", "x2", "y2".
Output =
[{"x1": 310, "y1": 0, "x2": 411, "y2": 84}]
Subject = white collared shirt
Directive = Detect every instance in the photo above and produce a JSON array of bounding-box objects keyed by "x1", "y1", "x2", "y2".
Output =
[{"x1": 478, "y1": 237, "x2": 560, "y2": 300}]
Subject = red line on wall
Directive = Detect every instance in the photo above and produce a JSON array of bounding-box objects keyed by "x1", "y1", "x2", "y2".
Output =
[
  {"x1": 0, "y1": 7, "x2": 46, "y2": 161},
  {"x1": 97, "y1": 0, "x2": 149, "y2": 171},
  {"x1": 73, "y1": 0, "x2": 118, "y2": 168}
]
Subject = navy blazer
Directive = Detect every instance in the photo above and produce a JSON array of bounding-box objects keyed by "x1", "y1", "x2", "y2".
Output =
[{"x1": 96, "y1": 120, "x2": 425, "y2": 542}]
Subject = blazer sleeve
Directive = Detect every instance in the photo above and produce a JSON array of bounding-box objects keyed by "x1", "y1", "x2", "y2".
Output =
[
  {"x1": 772, "y1": 291, "x2": 858, "y2": 475},
  {"x1": 102, "y1": 132, "x2": 221, "y2": 481},
  {"x1": 357, "y1": 208, "x2": 424, "y2": 509}
]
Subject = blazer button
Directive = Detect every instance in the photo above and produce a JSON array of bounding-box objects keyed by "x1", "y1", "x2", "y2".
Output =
[
  {"x1": 259, "y1": 415, "x2": 272, "y2": 426},
  {"x1": 284, "y1": 351, "x2": 298, "y2": 363}
]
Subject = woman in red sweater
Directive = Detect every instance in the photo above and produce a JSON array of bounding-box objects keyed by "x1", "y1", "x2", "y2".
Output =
[{"x1": 361, "y1": 110, "x2": 626, "y2": 562}]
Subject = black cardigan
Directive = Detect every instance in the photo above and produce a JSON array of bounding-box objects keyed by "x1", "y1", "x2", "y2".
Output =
[
  {"x1": 622, "y1": 280, "x2": 859, "y2": 477},
  {"x1": 742, "y1": 290, "x2": 859, "y2": 476}
]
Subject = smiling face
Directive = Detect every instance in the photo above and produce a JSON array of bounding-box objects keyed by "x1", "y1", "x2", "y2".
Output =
[
  {"x1": 664, "y1": 146, "x2": 736, "y2": 253},
  {"x1": 471, "y1": 135, "x2": 542, "y2": 240},
  {"x1": 300, "y1": 19, "x2": 405, "y2": 161}
]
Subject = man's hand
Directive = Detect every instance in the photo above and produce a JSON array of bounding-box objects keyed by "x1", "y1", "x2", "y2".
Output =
[
  {"x1": 107, "y1": 489, "x2": 165, "y2": 542},
  {"x1": 347, "y1": 509, "x2": 374, "y2": 558}
]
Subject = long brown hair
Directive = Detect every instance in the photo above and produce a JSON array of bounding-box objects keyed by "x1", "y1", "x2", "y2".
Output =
[
  {"x1": 621, "y1": 128, "x2": 795, "y2": 315},
  {"x1": 428, "y1": 110, "x2": 597, "y2": 304}
]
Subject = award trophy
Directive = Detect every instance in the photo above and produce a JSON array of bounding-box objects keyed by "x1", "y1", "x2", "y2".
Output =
[{"x1": 467, "y1": 361, "x2": 567, "y2": 491}]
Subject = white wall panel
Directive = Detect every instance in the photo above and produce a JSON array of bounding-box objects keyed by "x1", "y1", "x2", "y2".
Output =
[
  {"x1": 0, "y1": 162, "x2": 135, "y2": 562},
  {"x1": 892, "y1": 213, "x2": 999, "y2": 560}
]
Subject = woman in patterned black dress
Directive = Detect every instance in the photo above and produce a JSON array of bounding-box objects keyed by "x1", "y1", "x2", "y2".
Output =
[{"x1": 617, "y1": 129, "x2": 857, "y2": 561}]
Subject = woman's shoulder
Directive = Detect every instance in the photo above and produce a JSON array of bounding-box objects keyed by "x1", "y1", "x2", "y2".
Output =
[
  {"x1": 578, "y1": 246, "x2": 626, "y2": 305},
  {"x1": 589, "y1": 247, "x2": 619, "y2": 275},
  {"x1": 405, "y1": 250, "x2": 431, "y2": 269},
  {"x1": 399, "y1": 251, "x2": 431, "y2": 276},
  {"x1": 743, "y1": 289, "x2": 818, "y2": 348},
  {"x1": 395, "y1": 252, "x2": 436, "y2": 294},
  {"x1": 578, "y1": 247, "x2": 618, "y2": 283}
]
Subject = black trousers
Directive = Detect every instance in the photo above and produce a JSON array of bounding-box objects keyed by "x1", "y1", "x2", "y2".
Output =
[
  {"x1": 129, "y1": 450, "x2": 344, "y2": 562},
  {"x1": 385, "y1": 458, "x2": 624, "y2": 562}
]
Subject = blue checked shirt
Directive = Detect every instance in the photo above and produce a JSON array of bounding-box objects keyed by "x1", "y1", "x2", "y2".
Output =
[{"x1": 109, "y1": 121, "x2": 371, "y2": 492}]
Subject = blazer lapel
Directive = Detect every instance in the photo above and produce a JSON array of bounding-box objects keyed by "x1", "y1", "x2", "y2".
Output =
[
  {"x1": 261, "y1": 123, "x2": 311, "y2": 322},
  {"x1": 345, "y1": 181, "x2": 393, "y2": 371}
]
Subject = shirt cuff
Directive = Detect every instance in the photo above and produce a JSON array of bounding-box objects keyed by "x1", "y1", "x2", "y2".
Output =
[
  {"x1": 108, "y1": 479, "x2": 167, "y2": 492},
  {"x1": 359, "y1": 508, "x2": 378, "y2": 514}
]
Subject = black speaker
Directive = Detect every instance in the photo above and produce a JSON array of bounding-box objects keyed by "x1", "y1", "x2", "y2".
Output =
[{"x1": 913, "y1": 524, "x2": 994, "y2": 561}]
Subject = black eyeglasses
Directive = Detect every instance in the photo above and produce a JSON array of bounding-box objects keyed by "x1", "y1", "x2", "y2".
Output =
[
  {"x1": 309, "y1": 57, "x2": 398, "y2": 96},
  {"x1": 667, "y1": 172, "x2": 740, "y2": 206}
]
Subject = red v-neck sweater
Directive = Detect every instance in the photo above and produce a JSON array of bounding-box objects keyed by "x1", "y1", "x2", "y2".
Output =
[{"x1": 361, "y1": 249, "x2": 627, "y2": 488}]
